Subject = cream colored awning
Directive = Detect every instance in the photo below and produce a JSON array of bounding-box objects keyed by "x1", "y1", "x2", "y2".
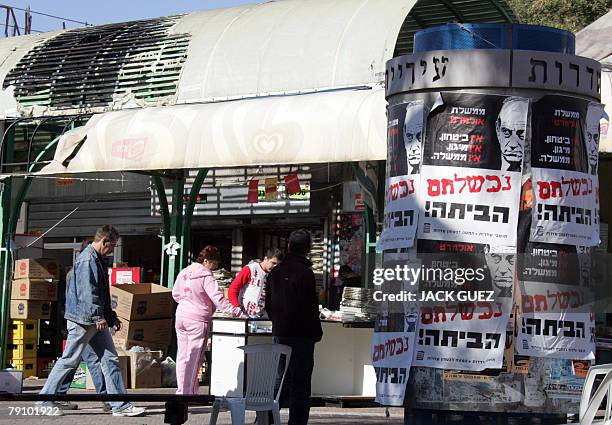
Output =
[{"x1": 37, "y1": 86, "x2": 386, "y2": 175}]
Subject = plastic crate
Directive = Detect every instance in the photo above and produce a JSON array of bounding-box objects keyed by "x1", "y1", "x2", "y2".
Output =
[
  {"x1": 37, "y1": 339, "x2": 57, "y2": 357},
  {"x1": 8, "y1": 358, "x2": 37, "y2": 379},
  {"x1": 8, "y1": 319, "x2": 38, "y2": 341},
  {"x1": 7, "y1": 340, "x2": 37, "y2": 361},
  {"x1": 36, "y1": 357, "x2": 55, "y2": 379},
  {"x1": 38, "y1": 320, "x2": 54, "y2": 340}
]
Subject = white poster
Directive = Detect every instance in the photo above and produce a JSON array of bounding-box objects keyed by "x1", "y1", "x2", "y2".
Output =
[
  {"x1": 530, "y1": 168, "x2": 598, "y2": 246},
  {"x1": 516, "y1": 312, "x2": 595, "y2": 360},
  {"x1": 372, "y1": 254, "x2": 419, "y2": 406},
  {"x1": 412, "y1": 311, "x2": 509, "y2": 371},
  {"x1": 377, "y1": 175, "x2": 420, "y2": 250},
  {"x1": 371, "y1": 329, "x2": 416, "y2": 406},
  {"x1": 411, "y1": 238, "x2": 514, "y2": 371},
  {"x1": 377, "y1": 101, "x2": 424, "y2": 251},
  {"x1": 417, "y1": 166, "x2": 521, "y2": 245},
  {"x1": 518, "y1": 280, "x2": 595, "y2": 360},
  {"x1": 417, "y1": 94, "x2": 527, "y2": 245}
]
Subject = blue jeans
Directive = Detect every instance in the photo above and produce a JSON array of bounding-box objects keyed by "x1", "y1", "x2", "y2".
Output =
[
  {"x1": 40, "y1": 320, "x2": 129, "y2": 412},
  {"x1": 272, "y1": 337, "x2": 315, "y2": 425},
  {"x1": 57, "y1": 344, "x2": 106, "y2": 395}
]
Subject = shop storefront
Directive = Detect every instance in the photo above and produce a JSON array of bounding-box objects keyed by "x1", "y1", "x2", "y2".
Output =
[{"x1": 0, "y1": 0, "x2": 520, "y2": 414}]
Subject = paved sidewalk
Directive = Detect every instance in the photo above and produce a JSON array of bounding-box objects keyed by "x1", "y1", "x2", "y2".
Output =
[{"x1": 0, "y1": 379, "x2": 404, "y2": 425}]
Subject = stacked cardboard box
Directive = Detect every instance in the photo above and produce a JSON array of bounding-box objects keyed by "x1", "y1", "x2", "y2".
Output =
[
  {"x1": 7, "y1": 259, "x2": 59, "y2": 377},
  {"x1": 10, "y1": 259, "x2": 58, "y2": 320},
  {"x1": 110, "y1": 283, "x2": 174, "y2": 354},
  {"x1": 121, "y1": 348, "x2": 163, "y2": 389},
  {"x1": 108, "y1": 283, "x2": 173, "y2": 389}
]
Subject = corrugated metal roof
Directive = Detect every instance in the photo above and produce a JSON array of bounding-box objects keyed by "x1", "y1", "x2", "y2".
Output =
[{"x1": 395, "y1": 0, "x2": 516, "y2": 56}]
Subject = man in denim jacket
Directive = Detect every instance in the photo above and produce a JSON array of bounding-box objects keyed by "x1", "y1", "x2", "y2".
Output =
[{"x1": 39, "y1": 225, "x2": 145, "y2": 417}]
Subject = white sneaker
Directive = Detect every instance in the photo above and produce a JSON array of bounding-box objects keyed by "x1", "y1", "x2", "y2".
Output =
[
  {"x1": 112, "y1": 404, "x2": 146, "y2": 417},
  {"x1": 36, "y1": 402, "x2": 64, "y2": 416}
]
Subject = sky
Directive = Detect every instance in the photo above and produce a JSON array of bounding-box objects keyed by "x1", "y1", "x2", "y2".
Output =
[{"x1": 2, "y1": 0, "x2": 266, "y2": 34}]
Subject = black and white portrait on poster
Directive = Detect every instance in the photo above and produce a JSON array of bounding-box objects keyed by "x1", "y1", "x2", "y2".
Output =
[
  {"x1": 387, "y1": 100, "x2": 424, "y2": 178},
  {"x1": 496, "y1": 98, "x2": 528, "y2": 172},
  {"x1": 378, "y1": 101, "x2": 424, "y2": 251},
  {"x1": 418, "y1": 93, "x2": 528, "y2": 245},
  {"x1": 584, "y1": 103, "x2": 604, "y2": 176},
  {"x1": 484, "y1": 244, "x2": 515, "y2": 299}
]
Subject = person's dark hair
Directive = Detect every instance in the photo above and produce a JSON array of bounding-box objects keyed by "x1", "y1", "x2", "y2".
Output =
[
  {"x1": 197, "y1": 245, "x2": 222, "y2": 264},
  {"x1": 265, "y1": 247, "x2": 284, "y2": 261},
  {"x1": 338, "y1": 265, "x2": 353, "y2": 276},
  {"x1": 94, "y1": 225, "x2": 119, "y2": 243},
  {"x1": 288, "y1": 229, "x2": 311, "y2": 256}
]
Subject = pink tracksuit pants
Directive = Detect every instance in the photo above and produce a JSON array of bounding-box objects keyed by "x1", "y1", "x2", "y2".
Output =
[{"x1": 175, "y1": 316, "x2": 209, "y2": 395}]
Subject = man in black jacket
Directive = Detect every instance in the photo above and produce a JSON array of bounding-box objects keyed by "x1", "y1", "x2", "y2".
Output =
[{"x1": 265, "y1": 229, "x2": 322, "y2": 425}]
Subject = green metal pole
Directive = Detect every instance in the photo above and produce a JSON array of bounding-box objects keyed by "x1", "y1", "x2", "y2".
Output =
[
  {"x1": 166, "y1": 171, "x2": 185, "y2": 288},
  {"x1": 363, "y1": 205, "x2": 377, "y2": 289},
  {"x1": 0, "y1": 126, "x2": 15, "y2": 368},
  {"x1": 180, "y1": 168, "x2": 208, "y2": 270},
  {"x1": 351, "y1": 163, "x2": 379, "y2": 289},
  {"x1": 8, "y1": 136, "x2": 61, "y2": 236},
  {"x1": 152, "y1": 176, "x2": 171, "y2": 287},
  {"x1": 375, "y1": 159, "x2": 385, "y2": 271}
]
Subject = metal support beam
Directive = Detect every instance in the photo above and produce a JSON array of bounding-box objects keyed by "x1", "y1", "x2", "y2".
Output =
[
  {"x1": 153, "y1": 176, "x2": 171, "y2": 287},
  {"x1": 351, "y1": 162, "x2": 380, "y2": 289},
  {"x1": 181, "y1": 169, "x2": 208, "y2": 269},
  {"x1": 9, "y1": 136, "x2": 62, "y2": 236},
  {"x1": 0, "y1": 117, "x2": 84, "y2": 365},
  {"x1": 487, "y1": 0, "x2": 515, "y2": 23},
  {"x1": 0, "y1": 125, "x2": 15, "y2": 368},
  {"x1": 438, "y1": 0, "x2": 466, "y2": 22},
  {"x1": 362, "y1": 205, "x2": 377, "y2": 290},
  {"x1": 166, "y1": 172, "x2": 186, "y2": 288}
]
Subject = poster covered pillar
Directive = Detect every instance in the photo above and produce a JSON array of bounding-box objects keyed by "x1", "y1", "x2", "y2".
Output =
[{"x1": 377, "y1": 23, "x2": 605, "y2": 416}]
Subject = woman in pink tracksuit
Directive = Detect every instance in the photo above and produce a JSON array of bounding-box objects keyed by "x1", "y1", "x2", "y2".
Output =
[{"x1": 172, "y1": 245, "x2": 244, "y2": 394}]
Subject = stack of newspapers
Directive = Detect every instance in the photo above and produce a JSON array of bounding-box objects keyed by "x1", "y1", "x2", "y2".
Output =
[
  {"x1": 339, "y1": 287, "x2": 376, "y2": 321},
  {"x1": 213, "y1": 268, "x2": 234, "y2": 289}
]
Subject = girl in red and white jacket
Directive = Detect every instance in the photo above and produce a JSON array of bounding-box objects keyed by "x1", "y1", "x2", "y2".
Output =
[{"x1": 228, "y1": 248, "x2": 284, "y2": 318}]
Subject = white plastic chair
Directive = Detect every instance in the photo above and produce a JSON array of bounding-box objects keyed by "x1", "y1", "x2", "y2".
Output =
[
  {"x1": 209, "y1": 343, "x2": 292, "y2": 425},
  {"x1": 574, "y1": 364, "x2": 612, "y2": 425}
]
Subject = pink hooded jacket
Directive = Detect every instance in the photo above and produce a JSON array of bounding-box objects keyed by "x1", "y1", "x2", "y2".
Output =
[{"x1": 172, "y1": 262, "x2": 243, "y2": 322}]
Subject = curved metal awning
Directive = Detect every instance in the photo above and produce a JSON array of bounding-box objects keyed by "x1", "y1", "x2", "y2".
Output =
[
  {"x1": 174, "y1": 0, "x2": 417, "y2": 101},
  {"x1": 33, "y1": 87, "x2": 386, "y2": 175}
]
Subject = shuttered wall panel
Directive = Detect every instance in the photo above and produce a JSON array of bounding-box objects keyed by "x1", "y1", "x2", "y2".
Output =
[{"x1": 27, "y1": 192, "x2": 160, "y2": 237}]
